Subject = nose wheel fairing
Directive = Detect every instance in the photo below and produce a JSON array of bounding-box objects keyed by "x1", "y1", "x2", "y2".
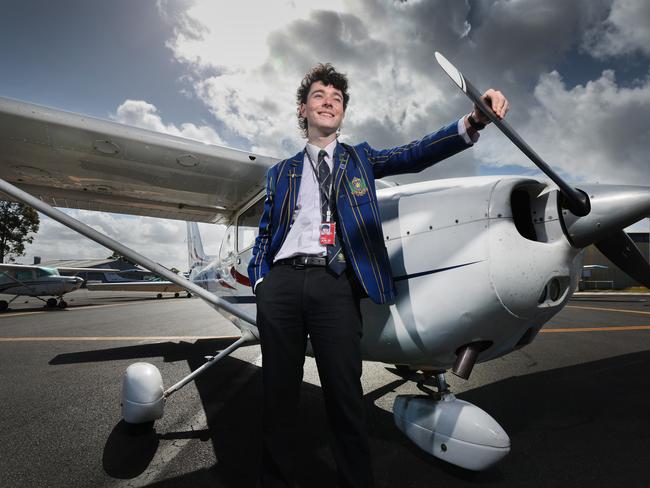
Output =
[{"x1": 392, "y1": 371, "x2": 510, "y2": 470}]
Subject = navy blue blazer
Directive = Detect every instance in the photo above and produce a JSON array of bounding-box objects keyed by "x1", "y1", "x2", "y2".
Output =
[{"x1": 248, "y1": 121, "x2": 472, "y2": 304}]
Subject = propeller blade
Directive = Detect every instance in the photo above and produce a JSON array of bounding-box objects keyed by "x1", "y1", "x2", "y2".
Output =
[
  {"x1": 434, "y1": 52, "x2": 590, "y2": 217},
  {"x1": 595, "y1": 231, "x2": 650, "y2": 288}
]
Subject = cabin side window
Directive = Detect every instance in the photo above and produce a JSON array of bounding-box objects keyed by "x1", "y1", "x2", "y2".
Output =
[
  {"x1": 0, "y1": 270, "x2": 15, "y2": 284},
  {"x1": 16, "y1": 269, "x2": 34, "y2": 281},
  {"x1": 236, "y1": 196, "x2": 265, "y2": 252}
]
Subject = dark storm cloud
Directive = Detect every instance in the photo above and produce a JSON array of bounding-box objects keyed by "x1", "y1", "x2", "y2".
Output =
[
  {"x1": 167, "y1": 0, "x2": 650, "y2": 185},
  {"x1": 266, "y1": 10, "x2": 388, "y2": 76}
]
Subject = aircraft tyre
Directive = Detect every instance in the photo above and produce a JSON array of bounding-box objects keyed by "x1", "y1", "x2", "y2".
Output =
[
  {"x1": 58, "y1": 300, "x2": 67, "y2": 309},
  {"x1": 46, "y1": 298, "x2": 57, "y2": 308},
  {"x1": 0, "y1": 300, "x2": 8, "y2": 312},
  {"x1": 186, "y1": 292, "x2": 192, "y2": 298},
  {"x1": 156, "y1": 293, "x2": 162, "y2": 299}
]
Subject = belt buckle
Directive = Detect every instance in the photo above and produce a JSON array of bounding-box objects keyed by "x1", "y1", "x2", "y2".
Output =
[{"x1": 294, "y1": 257, "x2": 306, "y2": 269}]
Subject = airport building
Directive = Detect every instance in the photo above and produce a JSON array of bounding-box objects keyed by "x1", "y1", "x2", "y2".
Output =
[{"x1": 580, "y1": 232, "x2": 650, "y2": 290}]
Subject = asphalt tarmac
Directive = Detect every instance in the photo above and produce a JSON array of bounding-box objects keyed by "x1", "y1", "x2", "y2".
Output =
[{"x1": 1, "y1": 290, "x2": 650, "y2": 488}]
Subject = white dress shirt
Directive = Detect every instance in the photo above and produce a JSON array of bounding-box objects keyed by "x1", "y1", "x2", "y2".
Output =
[{"x1": 274, "y1": 139, "x2": 337, "y2": 261}]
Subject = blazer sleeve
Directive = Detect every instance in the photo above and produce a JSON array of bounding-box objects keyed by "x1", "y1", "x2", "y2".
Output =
[
  {"x1": 247, "y1": 166, "x2": 276, "y2": 291},
  {"x1": 361, "y1": 121, "x2": 472, "y2": 179}
]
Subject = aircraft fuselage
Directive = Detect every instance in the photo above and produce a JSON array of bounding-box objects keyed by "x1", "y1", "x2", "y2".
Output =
[{"x1": 192, "y1": 175, "x2": 583, "y2": 370}]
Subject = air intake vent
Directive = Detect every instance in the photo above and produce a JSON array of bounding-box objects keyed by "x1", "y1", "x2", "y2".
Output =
[{"x1": 511, "y1": 188, "x2": 537, "y2": 241}]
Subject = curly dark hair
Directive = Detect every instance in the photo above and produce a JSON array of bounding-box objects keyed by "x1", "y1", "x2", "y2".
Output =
[{"x1": 296, "y1": 63, "x2": 350, "y2": 138}]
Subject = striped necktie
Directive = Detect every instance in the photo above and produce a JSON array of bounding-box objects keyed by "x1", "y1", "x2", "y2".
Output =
[{"x1": 316, "y1": 149, "x2": 346, "y2": 275}]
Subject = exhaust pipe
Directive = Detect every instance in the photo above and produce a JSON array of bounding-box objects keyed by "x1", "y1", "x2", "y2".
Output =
[{"x1": 452, "y1": 341, "x2": 491, "y2": 379}]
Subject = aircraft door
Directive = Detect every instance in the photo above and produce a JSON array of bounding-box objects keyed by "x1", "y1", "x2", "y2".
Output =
[
  {"x1": 235, "y1": 195, "x2": 265, "y2": 289},
  {"x1": 218, "y1": 225, "x2": 237, "y2": 289}
]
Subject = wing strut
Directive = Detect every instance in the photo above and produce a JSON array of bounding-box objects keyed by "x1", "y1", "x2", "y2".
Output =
[{"x1": 0, "y1": 177, "x2": 258, "y2": 333}]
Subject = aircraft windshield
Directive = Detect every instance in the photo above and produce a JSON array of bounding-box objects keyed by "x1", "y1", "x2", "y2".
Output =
[{"x1": 36, "y1": 267, "x2": 59, "y2": 277}]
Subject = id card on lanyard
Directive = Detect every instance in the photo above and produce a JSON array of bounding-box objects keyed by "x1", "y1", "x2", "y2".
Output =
[
  {"x1": 319, "y1": 213, "x2": 336, "y2": 245},
  {"x1": 305, "y1": 147, "x2": 336, "y2": 246}
]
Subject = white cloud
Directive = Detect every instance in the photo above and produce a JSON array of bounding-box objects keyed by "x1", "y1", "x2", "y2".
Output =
[
  {"x1": 113, "y1": 99, "x2": 225, "y2": 145},
  {"x1": 23, "y1": 210, "x2": 224, "y2": 272},
  {"x1": 584, "y1": 0, "x2": 650, "y2": 57},
  {"x1": 159, "y1": 0, "x2": 346, "y2": 72},
  {"x1": 158, "y1": 1, "x2": 470, "y2": 159},
  {"x1": 476, "y1": 69, "x2": 650, "y2": 184}
]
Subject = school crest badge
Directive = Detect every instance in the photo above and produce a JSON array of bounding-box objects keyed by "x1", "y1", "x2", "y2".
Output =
[{"x1": 349, "y1": 177, "x2": 368, "y2": 197}]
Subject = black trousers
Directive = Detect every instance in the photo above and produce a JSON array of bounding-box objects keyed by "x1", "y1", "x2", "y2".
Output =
[{"x1": 256, "y1": 264, "x2": 374, "y2": 488}]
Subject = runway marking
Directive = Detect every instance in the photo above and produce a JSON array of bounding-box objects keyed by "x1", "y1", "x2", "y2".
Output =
[
  {"x1": 542, "y1": 325, "x2": 650, "y2": 333},
  {"x1": 567, "y1": 305, "x2": 650, "y2": 316},
  {"x1": 0, "y1": 300, "x2": 177, "y2": 318},
  {"x1": 0, "y1": 335, "x2": 241, "y2": 342}
]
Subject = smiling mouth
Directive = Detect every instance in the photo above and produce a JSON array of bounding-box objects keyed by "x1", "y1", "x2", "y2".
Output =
[{"x1": 318, "y1": 112, "x2": 334, "y2": 118}]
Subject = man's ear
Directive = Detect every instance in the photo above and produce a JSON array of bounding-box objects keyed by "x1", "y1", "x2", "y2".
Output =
[{"x1": 299, "y1": 103, "x2": 306, "y2": 118}]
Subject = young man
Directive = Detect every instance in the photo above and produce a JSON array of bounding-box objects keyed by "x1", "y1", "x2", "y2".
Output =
[{"x1": 249, "y1": 64, "x2": 508, "y2": 488}]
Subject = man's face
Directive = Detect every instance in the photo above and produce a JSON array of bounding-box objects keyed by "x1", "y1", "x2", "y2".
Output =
[{"x1": 300, "y1": 81, "x2": 345, "y2": 139}]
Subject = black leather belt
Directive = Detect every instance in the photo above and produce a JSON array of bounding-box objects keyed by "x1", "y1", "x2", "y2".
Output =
[{"x1": 275, "y1": 256, "x2": 326, "y2": 268}]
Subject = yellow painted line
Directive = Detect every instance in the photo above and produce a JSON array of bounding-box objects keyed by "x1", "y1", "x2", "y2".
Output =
[
  {"x1": 0, "y1": 335, "x2": 241, "y2": 342},
  {"x1": 0, "y1": 310, "x2": 50, "y2": 318},
  {"x1": 567, "y1": 305, "x2": 650, "y2": 316},
  {"x1": 542, "y1": 325, "x2": 650, "y2": 333},
  {"x1": 0, "y1": 300, "x2": 171, "y2": 318}
]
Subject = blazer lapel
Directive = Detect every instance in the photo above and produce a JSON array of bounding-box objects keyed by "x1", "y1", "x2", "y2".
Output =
[
  {"x1": 333, "y1": 141, "x2": 350, "y2": 199},
  {"x1": 287, "y1": 150, "x2": 303, "y2": 176},
  {"x1": 285, "y1": 150, "x2": 303, "y2": 224}
]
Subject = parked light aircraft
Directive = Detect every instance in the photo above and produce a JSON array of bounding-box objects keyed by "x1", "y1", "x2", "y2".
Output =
[
  {"x1": 0, "y1": 262, "x2": 118, "y2": 310},
  {"x1": 0, "y1": 53, "x2": 649, "y2": 470},
  {"x1": 86, "y1": 280, "x2": 190, "y2": 298}
]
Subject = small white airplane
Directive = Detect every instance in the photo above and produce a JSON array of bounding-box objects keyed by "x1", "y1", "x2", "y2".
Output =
[
  {"x1": 85, "y1": 267, "x2": 192, "y2": 299},
  {"x1": 0, "y1": 262, "x2": 119, "y2": 310},
  {"x1": 0, "y1": 53, "x2": 648, "y2": 470}
]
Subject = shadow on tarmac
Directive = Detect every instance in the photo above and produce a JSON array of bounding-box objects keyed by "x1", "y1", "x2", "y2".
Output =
[
  {"x1": 53, "y1": 343, "x2": 650, "y2": 487},
  {"x1": 49, "y1": 338, "x2": 238, "y2": 365}
]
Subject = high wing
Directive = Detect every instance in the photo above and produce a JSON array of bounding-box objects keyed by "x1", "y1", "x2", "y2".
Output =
[{"x1": 0, "y1": 96, "x2": 277, "y2": 223}]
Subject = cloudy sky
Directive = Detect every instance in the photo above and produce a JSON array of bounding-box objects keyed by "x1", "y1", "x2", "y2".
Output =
[{"x1": 1, "y1": 0, "x2": 649, "y2": 270}]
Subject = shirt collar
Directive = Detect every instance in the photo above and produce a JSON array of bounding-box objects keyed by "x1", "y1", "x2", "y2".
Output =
[{"x1": 305, "y1": 138, "x2": 337, "y2": 165}]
